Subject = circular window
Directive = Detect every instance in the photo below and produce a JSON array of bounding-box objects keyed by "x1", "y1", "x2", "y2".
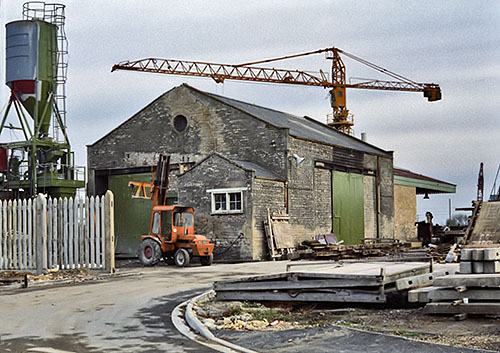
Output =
[{"x1": 173, "y1": 115, "x2": 188, "y2": 132}]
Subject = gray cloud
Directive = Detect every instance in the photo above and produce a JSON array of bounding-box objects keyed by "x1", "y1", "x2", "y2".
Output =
[{"x1": 1, "y1": 0, "x2": 498, "y2": 223}]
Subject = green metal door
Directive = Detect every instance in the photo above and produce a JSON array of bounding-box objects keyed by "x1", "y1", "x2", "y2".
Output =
[
  {"x1": 108, "y1": 173, "x2": 153, "y2": 256},
  {"x1": 332, "y1": 171, "x2": 364, "y2": 244}
]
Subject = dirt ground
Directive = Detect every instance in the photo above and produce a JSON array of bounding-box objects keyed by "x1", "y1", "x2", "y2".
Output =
[{"x1": 194, "y1": 294, "x2": 500, "y2": 352}]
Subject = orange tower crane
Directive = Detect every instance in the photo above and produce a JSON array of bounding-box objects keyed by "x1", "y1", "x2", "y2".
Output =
[{"x1": 112, "y1": 47, "x2": 441, "y2": 135}]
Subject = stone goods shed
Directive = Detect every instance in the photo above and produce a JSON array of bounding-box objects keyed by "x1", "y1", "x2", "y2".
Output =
[
  {"x1": 393, "y1": 168, "x2": 456, "y2": 241},
  {"x1": 87, "y1": 84, "x2": 394, "y2": 261}
]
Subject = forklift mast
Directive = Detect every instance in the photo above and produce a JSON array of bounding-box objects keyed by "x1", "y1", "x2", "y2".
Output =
[
  {"x1": 128, "y1": 154, "x2": 170, "y2": 203},
  {"x1": 153, "y1": 154, "x2": 170, "y2": 207}
]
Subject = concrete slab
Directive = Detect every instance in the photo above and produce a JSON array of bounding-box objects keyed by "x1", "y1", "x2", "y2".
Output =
[
  {"x1": 469, "y1": 201, "x2": 500, "y2": 243},
  {"x1": 434, "y1": 274, "x2": 500, "y2": 287}
]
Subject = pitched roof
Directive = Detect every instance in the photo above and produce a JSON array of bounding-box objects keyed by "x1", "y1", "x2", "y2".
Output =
[
  {"x1": 179, "y1": 152, "x2": 284, "y2": 181},
  {"x1": 230, "y1": 159, "x2": 284, "y2": 180},
  {"x1": 394, "y1": 167, "x2": 456, "y2": 194},
  {"x1": 187, "y1": 84, "x2": 391, "y2": 157}
]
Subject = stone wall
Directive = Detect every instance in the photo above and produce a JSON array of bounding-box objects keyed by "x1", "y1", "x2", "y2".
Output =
[
  {"x1": 394, "y1": 184, "x2": 417, "y2": 241},
  {"x1": 363, "y1": 174, "x2": 377, "y2": 239},
  {"x1": 87, "y1": 84, "x2": 288, "y2": 192},
  {"x1": 287, "y1": 138, "x2": 334, "y2": 243},
  {"x1": 177, "y1": 154, "x2": 253, "y2": 261},
  {"x1": 379, "y1": 156, "x2": 395, "y2": 238},
  {"x1": 251, "y1": 178, "x2": 286, "y2": 260}
]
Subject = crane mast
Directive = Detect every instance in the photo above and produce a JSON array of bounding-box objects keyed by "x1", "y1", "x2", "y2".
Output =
[{"x1": 112, "y1": 47, "x2": 441, "y2": 135}]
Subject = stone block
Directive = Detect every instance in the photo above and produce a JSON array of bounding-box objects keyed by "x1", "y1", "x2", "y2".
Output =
[
  {"x1": 460, "y1": 248, "x2": 473, "y2": 261},
  {"x1": 483, "y1": 248, "x2": 500, "y2": 261},
  {"x1": 472, "y1": 261, "x2": 484, "y2": 274},
  {"x1": 472, "y1": 249, "x2": 484, "y2": 261},
  {"x1": 459, "y1": 261, "x2": 472, "y2": 274},
  {"x1": 483, "y1": 261, "x2": 500, "y2": 274}
]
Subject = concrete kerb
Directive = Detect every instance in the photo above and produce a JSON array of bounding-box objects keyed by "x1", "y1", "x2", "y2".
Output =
[
  {"x1": 174, "y1": 290, "x2": 259, "y2": 353},
  {"x1": 176, "y1": 290, "x2": 500, "y2": 353},
  {"x1": 0, "y1": 271, "x2": 141, "y2": 292}
]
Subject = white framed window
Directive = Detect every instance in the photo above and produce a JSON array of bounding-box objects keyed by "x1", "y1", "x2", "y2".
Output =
[{"x1": 207, "y1": 187, "x2": 247, "y2": 214}]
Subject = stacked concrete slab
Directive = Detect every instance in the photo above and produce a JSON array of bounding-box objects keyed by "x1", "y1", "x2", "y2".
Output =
[
  {"x1": 459, "y1": 247, "x2": 500, "y2": 274},
  {"x1": 409, "y1": 247, "x2": 500, "y2": 315},
  {"x1": 214, "y1": 262, "x2": 431, "y2": 304}
]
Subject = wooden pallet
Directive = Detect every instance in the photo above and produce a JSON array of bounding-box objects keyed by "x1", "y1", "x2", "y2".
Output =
[{"x1": 264, "y1": 209, "x2": 295, "y2": 260}]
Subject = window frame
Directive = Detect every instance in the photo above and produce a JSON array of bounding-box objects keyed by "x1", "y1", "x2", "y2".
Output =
[{"x1": 207, "y1": 187, "x2": 247, "y2": 215}]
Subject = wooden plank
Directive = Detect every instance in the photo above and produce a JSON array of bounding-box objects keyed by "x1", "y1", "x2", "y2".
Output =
[
  {"x1": 47, "y1": 198, "x2": 53, "y2": 269},
  {"x1": 52, "y1": 198, "x2": 58, "y2": 269},
  {"x1": 265, "y1": 208, "x2": 277, "y2": 259},
  {"x1": 395, "y1": 267, "x2": 458, "y2": 290},
  {"x1": 104, "y1": 190, "x2": 115, "y2": 273},
  {"x1": 84, "y1": 197, "x2": 90, "y2": 268},
  {"x1": 63, "y1": 198, "x2": 69, "y2": 269},
  {"x1": 27, "y1": 199, "x2": 33, "y2": 269},
  {"x1": 79, "y1": 198, "x2": 85, "y2": 268},
  {"x1": 428, "y1": 288, "x2": 500, "y2": 302},
  {"x1": 68, "y1": 198, "x2": 74, "y2": 269},
  {"x1": 464, "y1": 201, "x2": 481, "y2": 243},
  {"x1": 90, "y1": 196, "x2": 95, "y2": 269},
  {"x1": 7, "y1": 200, "x2": 12, "y2": 269},
  {"x1": 72, "y1": 197, "x2": 79, "y2": 268},
  {"x1": 100, "y1": 195, "x2": 106, "y2": 269},
  {"x1": 272, "y1": 222, "x2": 295, "y2": 249},
  {"x1": 434, "y1": 274, "x2": 500, "y2": 287},
  {"x1": 95, "y1": 196, "x2": 102, "y2": 268},
  {"x1": 424, "y1": 302, "x2": 500, "y2": 315},
  {"x1": 19, "y1": 200, "x2": 26, "y2": 270},
  {"x1": 12, "y1": 200, "x2": 18, "y2": 269},
  {"x1": 216, "y1": 289, "x2": 386, "y2": 303}
]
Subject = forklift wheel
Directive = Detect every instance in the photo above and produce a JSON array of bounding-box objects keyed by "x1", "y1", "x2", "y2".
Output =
[
  {"x1": 138, "y1": 239, "x2": 161, "y2": 266},
  {"x1": 200, "y1": 254, "x2": 213, "y2": 266},
  {"x1": 174, "y1": 248, "x2": 190, "y2": 267}
]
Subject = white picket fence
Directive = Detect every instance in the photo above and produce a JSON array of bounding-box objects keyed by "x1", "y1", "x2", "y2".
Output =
[{"x1": 0, "y1": 191, "x2": 115, "y2": 273}]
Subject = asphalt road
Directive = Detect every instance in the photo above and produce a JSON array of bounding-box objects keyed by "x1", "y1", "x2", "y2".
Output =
[
  {"x1": 0, "y1": 261, "x2": 289, "y2": 353},
  {"x1": 1, "y1": 261, "x2": 493, "y2": 353}
]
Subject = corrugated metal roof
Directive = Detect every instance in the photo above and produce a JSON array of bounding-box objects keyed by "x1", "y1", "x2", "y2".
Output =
[
  {"x1": 394, "y1": 167, "x2": 456, "y2": 194},
  {"x1": 196, "y1": 87, "x2": 391, "y2": 157},
  {"x1": 230, "y1": 159, "x2": 284, "y2": 180},
  {"x1": 394, "y1": 168, "x2": 455, "y2": 187}
]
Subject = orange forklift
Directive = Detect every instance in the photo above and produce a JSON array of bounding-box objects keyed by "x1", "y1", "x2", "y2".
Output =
[{"x1": 129, "y1": 154, "x2": 214, "y2": 267}]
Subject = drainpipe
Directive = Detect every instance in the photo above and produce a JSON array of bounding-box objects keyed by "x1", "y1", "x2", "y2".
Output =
[
  {"x1": 284, "y1": 181, "x2": 289, "y2": 213},
  {"x1": 376, "y1": 157, "x2": 381, "y2": 239}
]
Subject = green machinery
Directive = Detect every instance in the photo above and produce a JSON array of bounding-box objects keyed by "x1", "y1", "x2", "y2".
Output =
[{"x1": 1, "y1": 2, "x2": 84, "y2": 198}]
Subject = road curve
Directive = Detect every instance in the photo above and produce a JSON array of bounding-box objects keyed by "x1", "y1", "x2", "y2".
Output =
[{"x1": 0, "y1": 261, "x2": 289, "y2": 352}]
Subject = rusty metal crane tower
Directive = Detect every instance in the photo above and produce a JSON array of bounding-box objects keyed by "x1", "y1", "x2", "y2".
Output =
[{"x1": 112, "y1": 47, "x2": 441, "y2": 135}]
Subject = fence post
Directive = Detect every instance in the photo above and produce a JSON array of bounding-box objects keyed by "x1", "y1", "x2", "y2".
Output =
[
  {"x1": 36, "y1": 194, "x2": 48, "y2": 275},
  {"x1": 104, "y1": 190, "x2": 115, "y2": 273}
]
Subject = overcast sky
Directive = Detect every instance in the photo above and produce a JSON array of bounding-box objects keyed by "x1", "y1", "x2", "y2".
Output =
[{"x1": 1, "y1": 0, "x2": 499, "y2": 223}]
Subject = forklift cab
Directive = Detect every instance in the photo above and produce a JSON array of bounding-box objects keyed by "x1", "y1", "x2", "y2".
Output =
[{"x1": 150, "y1": 206, "x2": 195, "y2": 243}]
